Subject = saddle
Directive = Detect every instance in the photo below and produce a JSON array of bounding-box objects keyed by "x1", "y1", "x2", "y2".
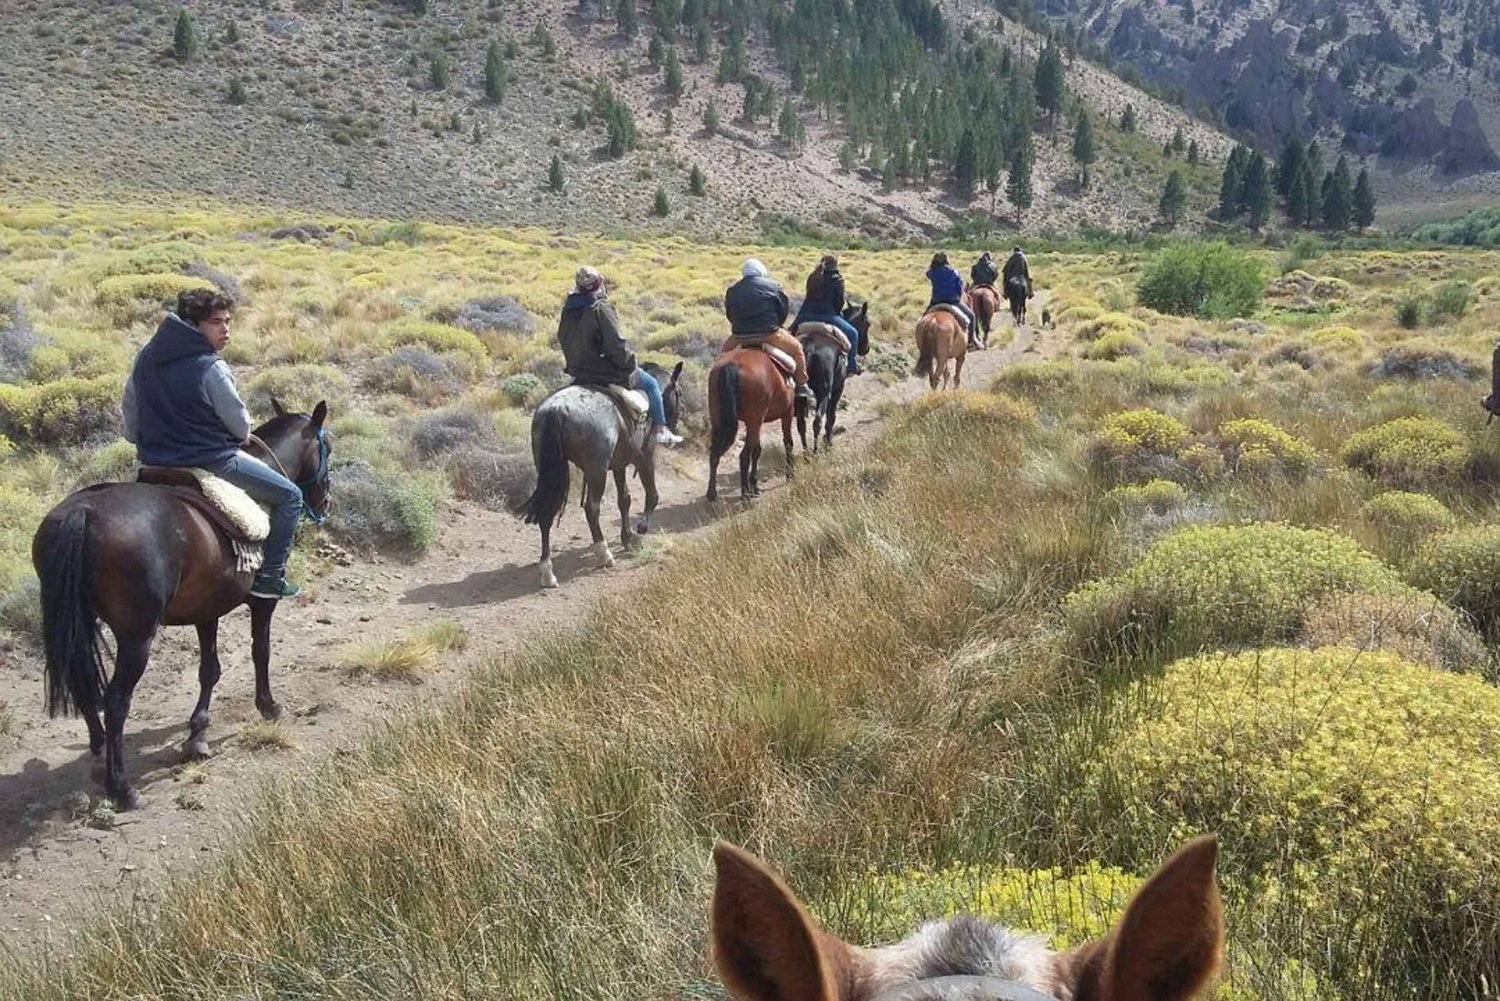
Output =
[
  {"x1": 927, "y1": 303, "x2": 971, "y2": 331},
  {"x1": 138, "y1": 468, "x2": 270, "y2": 542},
  {"x1": 601, "y1": 384, "x2": 651, "y2": 420},
  {"x1": 797, "y1": 322, "x2": 851, "y2": 355}
]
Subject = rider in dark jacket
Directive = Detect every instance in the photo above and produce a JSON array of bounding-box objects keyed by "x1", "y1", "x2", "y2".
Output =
[
  {"x1": 792, "y1": 254, "x2": 863, "y2": 375},
  {"x1": 970, "y1": 251, "x2": 999, "y2": 289},
  {"x1": 1002, "y1": 246, "x2": 1032, "y2": 298},
  {"x1": 722, "y1": 259, "x2": 813, "y2": 401}
]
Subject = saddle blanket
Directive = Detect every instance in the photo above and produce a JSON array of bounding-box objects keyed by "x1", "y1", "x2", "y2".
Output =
[
  {"x1": 603, "y1": 384, "x2": 651, "y2": 419},
  {"x1": 798, "y1": 322, "x2": 851, "y2": 354},
  {"x1": 928, "y1": 303, "x2": 971, "y2": 330},
  {"x1": 762, "y1": 345, "x2": 797, "y2": 376},
  {"x1": 138, "y1": 467, "x2": 269, "y2": 575}
]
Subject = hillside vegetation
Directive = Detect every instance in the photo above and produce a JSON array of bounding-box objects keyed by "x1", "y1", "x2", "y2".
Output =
[{"x1": 3, "y1": 195, "x2": 1500, "y2": 998}]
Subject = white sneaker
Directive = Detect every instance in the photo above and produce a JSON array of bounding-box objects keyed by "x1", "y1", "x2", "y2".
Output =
[{"x1": 654, "y1": 427, "x2": 684, "y2": 446}]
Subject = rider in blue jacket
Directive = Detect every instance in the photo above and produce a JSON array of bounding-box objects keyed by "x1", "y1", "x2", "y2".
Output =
[{"x1": 926, "y1": 252, "x2": 976, "y2": 336}]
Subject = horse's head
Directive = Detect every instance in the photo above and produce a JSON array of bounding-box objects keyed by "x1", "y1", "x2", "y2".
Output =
[
  {"x1": 843, "y1": 301, "x2": 871, "y2": 356},
  {"x1": 256, "y1": 398, "x2": 334, "y2": 523},
  {"x1": 645, "y1": 361, "x2": 686, "y2": 431},
  {"x1": 711, "y1": 838, "x2": 1223, "y2": 1001}
]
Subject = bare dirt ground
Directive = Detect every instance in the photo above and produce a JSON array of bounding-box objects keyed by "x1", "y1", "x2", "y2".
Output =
[{"x1": 0, "y1": 315, "x2": 1051, "y2": 955}]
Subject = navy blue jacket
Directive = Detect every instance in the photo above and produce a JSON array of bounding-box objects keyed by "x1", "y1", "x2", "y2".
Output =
[
  {"x1": 130, "y1": 315, "x2": 243, "y2": 467},
  {"x1": 725, "y1": 275, "x2": 790, "y2": 336},
  {"x1": 927, "y1": 265, "x2": 964, "y2": 304}
]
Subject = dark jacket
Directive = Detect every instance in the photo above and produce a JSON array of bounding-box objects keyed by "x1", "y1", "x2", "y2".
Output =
[
  {"x1": 801, "y1": 263, "x2": 846, "y2": 317},
  {"x1": 130, "y1": 315, "x2": 243, "y2": 467},
  {"x1": 970, "y1": 255, "x2": 999, "y2": 287},
  {"x1": 725, "y1": 274, "x2": 790, "y2": 336},
  {"x1": 1002, "y1": 251, "x2": 1031, "y2": 290},
  {"x1": 558, "y1": 289, "x2": 635, "y2": 386},
  {"x1": 927, "y1": 265, "x2": 964, "y2": 304}
]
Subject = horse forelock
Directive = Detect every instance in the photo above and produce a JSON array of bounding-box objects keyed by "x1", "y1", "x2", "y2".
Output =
[{"x1": 862, "y1": 917, "x2": 1056, "y2": 999}]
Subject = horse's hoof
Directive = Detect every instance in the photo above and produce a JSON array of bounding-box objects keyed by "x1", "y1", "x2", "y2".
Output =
[
  {"x1": 112, "y1": 787, "x2": 144, "y2": 812},
  {"x1": 593, "y1": 541, "x2": 615, "y2": 568},
  {"x1": 540, "y1": 559, "x2": 559, "y2": 588},
  {"x1": 634, "y1": 518, "x2": 650, "y2": 536},
  {"x1": 257, "y1": 700, "x2": 284, "y2": 722},
  {"x1": 183, "y1": 738, "x2": 212, "y2": 761}
]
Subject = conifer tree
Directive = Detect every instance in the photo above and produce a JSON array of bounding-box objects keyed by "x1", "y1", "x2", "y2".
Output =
[
  {"x1": 1322, "y1": 155, "x2": 1353, "y2": 230},
  {"x1": 1071, "y1": 109, "x2": 1095, "y2": 189},
  {"x1": 653, "y1": 186, "x2": 670, "y2": 216},
  {"x1": 702, "y1": 100, "x2": 720, "y2": 135},
  {"x1": 616, "y1": 0, "x2": 638, "y2": 39},
  {"x1": 174, "y1": 9, "x2": 197, "y2": 61},
  {"x1": 430, "y1": 52, "x2": 451, "y2": 90},
  {"x1": 1352, "y1": 167, "x2": 1377, "y2": 231},
  {"x1": 1007, "y1": 139, "x2": 1034, "y2": 227},
  {"x1": 1218, "y1": 147, "x2": 1245, "y2": 219},
  {"x1": 548, "y1": 154, "x2": 565, "y2": 192},
  {"x1": 1276, "y1": 135, "x2": 1305, "y2": 199},
  {"x1": 1034, "y1": 41, "x2": 1065, "y2": 131},
  {"x1": 1159, "y1": 168, "x2": 1187, "y2": 228},
  {"x1": 689, "y1": 164, "x2": 706, "y2": 195},
  {"x1": 484, "y1": 40, "x2": 507, "y2": 103},
  {"x1": 664, "y1": 47, "x2": 684, "y2": 99},
  {"x1": 1245, "y1": 153, "x2": 1273, "y2": 233},
  {"x1": 953, "y1": 128, "x2": 978, "y2": 198},
  {"x1": 1120, "y1": 103, "x2": 1137, "y2": 132}
]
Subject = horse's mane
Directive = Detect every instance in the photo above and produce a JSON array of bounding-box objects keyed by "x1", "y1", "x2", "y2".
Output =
[{"x1": 251, "y1": 412, "x2": 307, "y2": 441}]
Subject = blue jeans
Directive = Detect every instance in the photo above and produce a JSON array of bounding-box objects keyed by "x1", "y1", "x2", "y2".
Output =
[
  {"x1": 631, "y1": 368, "x2": 667, "y2": 426},
  {"x1": 795, "y1": 312, "x2": 861, "y2": 371},
  {"x1": 206, "y1": 452, "x2": 302, "y2": 580}
]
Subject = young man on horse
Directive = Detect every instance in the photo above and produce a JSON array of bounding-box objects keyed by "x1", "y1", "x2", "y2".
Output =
[
  {"x1": 925, "y1": 252, "x2": 977, "y2": 339},
  {"x1": 970, "y1": 251, "x2": 999, "y2": 290},
  {"x1": 722, "y1": 259, "x2": 814, "y2": 403},
  {"x1": 558, "y1": 266, "x2": 684, "y2": 446},
  {"x1": 1002, "y1": 245, "x2": 1033, "y2": 298},
  {"x1": 122, "y1": 289, "x2": 303, "y2": 600},
  {"x1": 791, "y1": 254, "x2": 863, "y2": 376}
]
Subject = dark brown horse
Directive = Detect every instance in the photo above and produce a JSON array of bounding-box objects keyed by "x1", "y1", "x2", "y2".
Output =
[
  {"x1": 968, "y1": 283, "x2": 998, "y2": 349},
  {"x1": 707, "y1": 348, "x2": 796, "y2": 501},
  {"x1": 1005, "y1": 274, "x2": 1029, "y2": 326},
  {"x1": 33, "y1": 402, "x2": 332, "y2": 809}
]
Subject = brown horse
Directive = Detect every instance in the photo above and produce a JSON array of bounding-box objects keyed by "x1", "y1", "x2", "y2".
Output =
[
  {"x1": 914, "y1": 297, "x2": 970, "y2": 390},
  {"x1": 707, "y1": 348, "x2": 796, "y2": 501},
  {"x1": 33, "y1": 402, "x2": 332, "y2": 809},
  {"x1": 968, "y1": 283, "x2": 999, "y2": 349},
  {"x1": 711, "y1": 836, "x2": 1224, "y2": 1001}
]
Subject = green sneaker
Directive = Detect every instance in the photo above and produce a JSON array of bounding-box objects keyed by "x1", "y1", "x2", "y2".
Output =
[{"x1": 250, "y1": 574, "x2": 301, "y2": 600}]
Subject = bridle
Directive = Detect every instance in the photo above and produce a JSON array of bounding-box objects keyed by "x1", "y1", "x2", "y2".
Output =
[
  {"x1": 247, "y1": 418, "x2": 333, "y2": 525},
  {"x1": 869, "y1": 976, "x2": 1056, "y2": 1001}
]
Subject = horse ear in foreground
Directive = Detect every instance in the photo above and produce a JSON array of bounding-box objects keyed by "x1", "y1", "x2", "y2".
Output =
[{"x1": 710, "y1": 837, "x2": 1223, "y2": 1001}]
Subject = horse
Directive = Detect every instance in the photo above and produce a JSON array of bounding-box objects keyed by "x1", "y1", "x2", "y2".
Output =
[
  {"x1": 522, "y1": 361, "x2": 683, "y2": 589},
  {"x1": 711, "y1": 836, "x2": 1224, "y2": 1001},
  {"x1": 1005, "y1": 274, "x2": 1029, "y2": 326},
  {"x1": 707, "y1": 347, "x2": 798, "y2": 501},
  {"x1": 914, "y1": 295, "x2": 970, "y2": 391},
  {"x1": 33, "y1": 400, "x2": 333, "y2": 810},
  {"x1": 797, "y1": 302, "x2": 870, "y2": 453},
  {"x1": 968, "y1": 283, "x2": 999, "y2": 349}
]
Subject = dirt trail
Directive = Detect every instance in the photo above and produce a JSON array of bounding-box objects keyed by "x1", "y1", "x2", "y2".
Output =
[{"x1": 0, "y1": 316, "x2": 1050, "y2": 952}]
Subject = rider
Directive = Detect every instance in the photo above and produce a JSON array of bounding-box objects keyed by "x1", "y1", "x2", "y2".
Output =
[
  {"x1": 557, "y1": 266, "x2": 683, "y2": 446},
  {"x1": 723, "y1": 258, "x2": 815, "y2": 403},
  {"x1": 925, "y1": 252, "x2": 977, "y2": 339},
  {"x1": 791, "y1": 254, "x2": 862, "y2": 376},
  {"x1": 970, "y1": 250, "x2": 999, "y2": 290},
  {"x1": 1002, "y1": 245, "x2": 1032, "y2": 299},
  {"x1": 122, "y1": 288, "x2": 303, "y2": 600}
]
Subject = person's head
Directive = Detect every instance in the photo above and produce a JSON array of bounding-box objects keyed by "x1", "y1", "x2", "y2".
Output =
[
  {"x1": 742, "y1": 258, "x2": 769, "y2": 279},
  {"x1": 177, "y1": 288, "x2": 235, "y2": 352},
  {"x1": 819, "y1": 253, "x2": 839, "y2": 271},
  {"x1": 575, "y1": 266, "x2": 605, "y2": 294},
  {"x1": 981, "y1": 250, "x2": 992, "y2": 260},
  {"x1": 1013, "y1": 246, "x2": 1023, "y2": 254},
  {"x1": 930, "y1": 252, "x2": 949, "y2": 270}
]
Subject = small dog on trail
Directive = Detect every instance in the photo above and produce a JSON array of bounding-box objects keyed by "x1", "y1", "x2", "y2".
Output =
[{"x1": 1040, "y1": 307, "x2": 1053, "y2": 329}]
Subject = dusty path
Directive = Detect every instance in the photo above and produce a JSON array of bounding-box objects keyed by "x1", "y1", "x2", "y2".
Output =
[{"x1": 0, "y1": 316, "x2": 1050, "y2": 953}]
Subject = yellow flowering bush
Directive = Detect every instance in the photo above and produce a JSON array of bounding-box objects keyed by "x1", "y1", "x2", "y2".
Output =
[
  {"x1": 1308, "y1": 326, "x2": 1365, "y2": 352},
  {"x1": 1340, "y1": 416, "x2": 1471, "y2": 488},
  {"x1": 1359, "y1": 491, "x2": 1455, "y2": 558},
  {"x1": 0, "y1": 375, "x2": 122, "y2": 447},
  {"x1": 380, "y1": 319, "x2": 490, "y2": 365},
  {"x1": 1082, "y1": 330, "x2": 1147, "y2": 361},
  {"x1": 1073, "y1": 311, "x2": 1146, "y2": 342},
  {"x1": 1070, "y1": 647, "x2": 1500, "y2": 994},
  {"x1": 1088, "y1": 408, "x2": 1192, "y2": 481},
  {"x1": 1064, "y1": 524, "x2": 1415, "y2": 659},
  {"x1": 1407, "y1": 525, "x2": 1500, "y2": 637},
  {"x1": 905, "y1": 390, "x2": 1036, "y2": 430},
  {"x1": 991, "y1": 359, "x2": 1075, "y2": 397},
  {"x1": 1213, "y1": 419, "x2": 1317, "y2": 479},
  {"x1": 94, "y1": 272, "x2": 212, "y2": 322},
  {"x1": 1106, "y1": 478, "x2": 1186, "y2": 515}
]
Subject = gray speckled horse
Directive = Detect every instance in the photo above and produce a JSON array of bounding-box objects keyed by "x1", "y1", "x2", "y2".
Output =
[{"x1": 522, "y1": 362, "x2": 683, "y2": 589}]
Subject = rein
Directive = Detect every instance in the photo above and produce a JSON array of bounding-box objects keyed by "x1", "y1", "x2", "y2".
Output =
[
  {"x1": 246, "y1": 419, "x2": 332, "y2": 525},
  {"x1": 868, "y1": 976, "x2": 1056, "y2": 1001}
]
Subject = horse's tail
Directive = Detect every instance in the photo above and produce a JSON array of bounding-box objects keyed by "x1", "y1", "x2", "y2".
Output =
[
  {"x1": 710, "y1": 363, "x2": 740, "y2": 458},
  {"x1": 914, "y1": 320, "x2": 936, "y2": 378},
  {"x1": 522, "y1": 406, "x2": 570, "y2": 527},
  {"x1": 37, "y1": 505, "x2": 106, "y2": 719}
]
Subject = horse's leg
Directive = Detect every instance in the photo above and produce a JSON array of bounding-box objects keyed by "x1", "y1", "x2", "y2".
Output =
[
  {"x1": 584, "y1": 469, "x2": 613, "y2": 568},
  {"x1": 250, "y1": 597, "x2": 283, "y2": 721},
  {"x1": 826, "y1": 377, "x2": 842, "y2": 447},
  {"x1": 103, "y1": 629, "x2": 154, "y2": 810},
  {"x1": 184, "y1": 620, "x2": 222, "y2": 760},
  {"x1": 614, "y1": 467, "x2": 635, "y2": 549},
  {"x1": 954, "y1": 350, "x2": 965, "y2": 389},
  {"x1": 797, "y1": 390, "x2": 810, "y2": 453},
  {"x1": 781, "y1": 413, "x2": 795, "y2": 481},
  {"x1": 635, "y1": 451, "x2": 659, "y2": 536},
  {"x1": 740, "y1": 422, "x2": 758, "y2": 498},
  {"x1": 539, "y1": 517, "x2": 558, "y2": 589}
]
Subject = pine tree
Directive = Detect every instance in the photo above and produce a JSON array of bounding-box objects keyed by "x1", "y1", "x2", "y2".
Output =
[
  {"x1": 226, "y1": 77, "x2": 247, "y2": 105},
  {"x1": 663, "y1": 47, "x2": 684, "y2": 99},
  {"x1": 1159, "y1": 168, "x2": 1187, "y2": 228},
  {"x1": 1352, "y1": 167, "x2": 1376, "y2": 231},
  {"x1": 1071, "y1": 109, "x2": 1095, "y2": 189},
  {"x1": 648, "y1": 33, "x2": 665, "y2": 66},
  {"x1": 1034, "y1": 41, "x2": 1065, "y2": 131},
  {"x1": 838, "y1": 139, "x2": 857, "y2": 173},
  {"x1": 1245, "y1": 153, "x2": 1273, "y2": 233},
  {"x1": 1218, "y1": 147, "x2": 1245, "y2": 219},
  {"x1": 1169, "y1": 126, "x2": 1186, "y2": 155},
  {"x1": 1187, "y1": 139, "x2": 1200, "y2": 165},
  {"x1": 653, "y1": 186, "x2": 670, "y2": 216},
  {"x1": 548, "y1": 154, "x2": 565, "y2": 192},
  {"x1": 484, "y1": 40, "x2": 507, "y2": 103},
  {"x1": 702, "y1": 100, "x2": 720, "y2": 135},
  {"x1": 953, "y1": 128, "x2": 978, "y2": 198},
  {"x1": 173, "y1": 9, "x2": 197, "y2": 61},
  {"x1": 533, "y1": 24, "x2": 556, "y2": 58},
  {"x1": 1120, "y1": 104, "x2": 1137, "y2": 132},
  {"x1": 616, "y1": 0, "x2": 638, "y2": 38},
  {"x1": 777, "y1": 97, "x2": 804, "y2": 146},
  {"x1": 605, "y1": 98, "x2": 637, "y2": 158},
  {"x1": 689, "y1": 164, "x2": 706, "y2": 195},
  {"x1": 1322, "y1": 155, "x2": 1353, "y2": 230},
  {"x1": 430, "y1": 52, "x2": 451, "y2": 90},
  {"x1": 881, "y1": 156, "x2": 897, "y2": 192},
  {"x1": 1301, "y1": 143, "x2": 1324, "y2": 226},
  {"x1": 1276, "y1": 135, "x2": 1305, "y2": 198},
  {"x1": 1287, "y1": 166, "x2": 1310, "y2": 226},
  {"x1": 225, "y1": 20, "x2": 240, "y2": 45},
  {"x1": 1007, "y1": 140, "x2": 1035, "y2": 227}
]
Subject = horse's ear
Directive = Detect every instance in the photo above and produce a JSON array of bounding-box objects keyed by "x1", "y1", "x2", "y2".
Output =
[
  {"x1": 1054, "y1": 836, "x2": 1224, "y2": 1001},
  {"x1": 271, "y1": 397, "x2": 286, "y2": 417},
  {"x1": 670, "y1": 361, "x2": 684, "y2": 385},
  {"x1": 711, "y1": 842, "x2": 852, "y2": 1001},
  {"x1": 858, "y1": 302, "x2": 868, "y2": 318},
  {"x1": 310, "y1": 401, "x2": 328, "y2": 428}
]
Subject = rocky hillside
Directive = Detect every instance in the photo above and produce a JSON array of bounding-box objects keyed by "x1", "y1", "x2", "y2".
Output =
[
  {"x1": 0, "y1": 0, "x2": 1235, "y2": 240},
  {"x1": 1032, "y1": 0, "x2": 1500, "y2": 220}
]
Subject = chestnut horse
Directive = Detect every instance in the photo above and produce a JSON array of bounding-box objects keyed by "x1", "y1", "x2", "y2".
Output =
[
  {"x1": 711, "y1": 836, "x2": 1225, "y2": 1001},
  {"x1": 33, "y1": 403, "x2": 332, "y2": 809},
  {"x1": 914, "y1": 297, "x2": 970, "y2": 390},
  {"x1": 968, "y1": 283, "x2": 999, "y2": 349},
  {"x1": 708, "y1": 348, "x2": 797, "y2": 500}
]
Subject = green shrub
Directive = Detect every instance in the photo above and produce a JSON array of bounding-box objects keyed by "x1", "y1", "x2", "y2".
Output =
[
  {"x1": 95, "y1": 273, "x2": 212, "y2": 321},
  {"x1": 1360, "y1": 491, "x2": 1455, "y2": 557},
  {"x1": 991, "y1": 359, "x2": 1075, "y2": 397},
  {"x1": 1407, "y1": 525, "x2": 1500, "y2": 637},
  {"x1": 1081, "y1": 330, "x2": 1145, "y2": 360},
  {"x1": 0, "y1": 483, "x2": 47, "y2": 593},
  {"x1": 244, "y1": 364, "x2": 349, "y2": 416},
  {"x1": 1072, "y1": 311, "x2": 1145, "y2": 342},
  {"x1": 1340, "y1": 416, "x2": 1471, "y2": 488},
  {"x1": 327, "y1": 459, "x2": 443, "y2": 554},
  {"x1": 1063, "y1": 524, "x2": 1415, "y2": 660},
  {"x1": 1105, "y1": 478, "x2": 1186, "y2": 515},
  {"x1": 0, "y1": 376, "x2": 122, "y2": 447},
  {"x1": 1394, "y1": 294, "x2": 1424, "y2": 329},
  {"x1": 381, "y1": 320, "x2": 489, "y2": 365},
  {"x1": 77, "y1": 438, "x2": 138, "y2": 485},
  {"x1": 1058, "y1": 646, "x2": 1500, "y2": 996},
  {"x1": 1213, "y1": 418, "x2": 1317, "y2": 478},
  {"x1": 1135, "y1": 241, "x2": 1264, "y2": 319},
  {"x1": 1369, "y1": 340, "x2": 1482, "y2": 381},
  {"x1": 1428, "y1": 279, "x2": 1474, "y2": 320},
  {"x1": 500, "y1": 372, "x2": 547, "y2": 407},
  {"x1": 1087, "y1": 408, "x2": 1191, "y2": 481}
]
